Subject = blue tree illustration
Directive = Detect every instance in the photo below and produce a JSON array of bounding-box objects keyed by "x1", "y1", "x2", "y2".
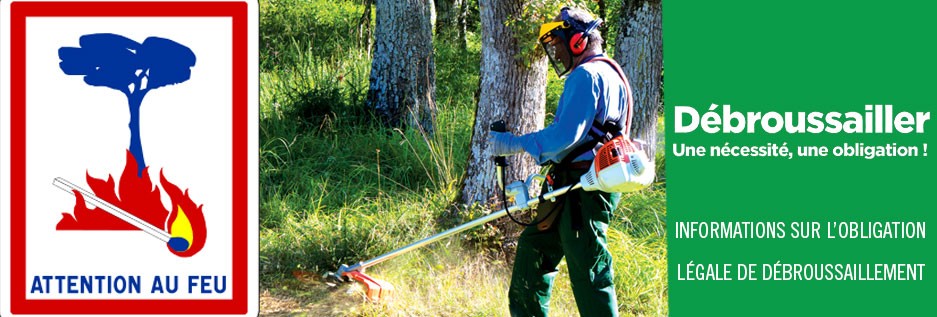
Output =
[{"x1": 58, "y1": 33, "x2": 196, "y2": 176}]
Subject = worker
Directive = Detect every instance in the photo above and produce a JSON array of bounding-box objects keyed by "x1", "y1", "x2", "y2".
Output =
[{"x1": 487, "y1": 6, "x2": 633, "y2": 317}]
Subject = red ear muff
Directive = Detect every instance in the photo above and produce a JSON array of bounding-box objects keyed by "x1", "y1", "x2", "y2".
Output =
[{"x1": 569, "y1": 32, "x2": 587, "y2": 55}]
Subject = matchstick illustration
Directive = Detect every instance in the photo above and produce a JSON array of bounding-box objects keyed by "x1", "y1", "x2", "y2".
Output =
[{"x1": 53, "y1": 177, "x2": 190, "y2": 252}]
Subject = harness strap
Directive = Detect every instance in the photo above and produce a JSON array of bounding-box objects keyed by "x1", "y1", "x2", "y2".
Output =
[
  {"x1": 588, "y1": 56, "x2": 634, "y2": 132},
  {"x1": 558, "y1": 120, "x2": 620, "y2": 166},
  {"x1": 557, "y1": 57, "x2": 634, "y2": 167}
]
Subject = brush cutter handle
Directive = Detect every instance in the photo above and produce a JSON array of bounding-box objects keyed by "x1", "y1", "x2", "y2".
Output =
[
  {"x1": 490, "y1": 120, "x2": 507, "y2": 133},
  {"x1": 490, "y1": 120, "x2": 508, "y2": 166}
]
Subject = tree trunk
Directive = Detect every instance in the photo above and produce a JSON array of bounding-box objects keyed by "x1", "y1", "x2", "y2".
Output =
[
  {"x1": 368, "y1": 0, "x2": 438, "y2": 135},
  {"x1": 358, "y1": 0, "x2": 374, "y2": 55},
  {"x1": 127, "y1": 92, "x2": 147, "y2": 177},
  {"x1": 456, "y1": 0, "x2": 468, "y2": 50},
  {"x1": 615, "y1": 0, "x2": 662, "y2": 160},
  {"x1": 460, "y1": 0, "x2": 547, "y2": 208},
  {"x1": 434, "y1": 0, "x2": 463, "y2": 44}
]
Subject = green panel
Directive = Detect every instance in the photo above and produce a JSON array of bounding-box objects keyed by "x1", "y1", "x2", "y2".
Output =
[{"x1": 666, "y1": 1, "x2": 936, "y2": 315}]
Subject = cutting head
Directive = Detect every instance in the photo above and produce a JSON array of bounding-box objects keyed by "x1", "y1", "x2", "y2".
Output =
[
  {"x1": 323, "y1": 263, "x2": 394, "y2": 301},
  {"x1": 324, "y1": 263, "x2": 356, "y2": 284}
]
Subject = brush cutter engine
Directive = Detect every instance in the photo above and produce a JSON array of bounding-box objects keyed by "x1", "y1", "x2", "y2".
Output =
[
  {"x1": 579, "y1": 136, "x2": 655, "y2": 193},
  {"x1": 498, "y1": 136, "x2": 654, "y2": 215}
]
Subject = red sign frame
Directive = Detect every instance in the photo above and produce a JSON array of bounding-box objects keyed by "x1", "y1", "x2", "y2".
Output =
[{"x1": 9, "y1": 1, "x2": 248, "y2": 314}]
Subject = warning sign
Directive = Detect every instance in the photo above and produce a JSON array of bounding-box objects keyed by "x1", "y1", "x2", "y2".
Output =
[{"x1": 0, "y1": 1, "x2": 258, "y2": 315}]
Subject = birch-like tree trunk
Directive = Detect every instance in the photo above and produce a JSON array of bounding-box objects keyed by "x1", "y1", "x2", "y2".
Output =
[
  {"x1": 459, "y1": 0, "x2": 547, "y2": 208},
  {"x1": 368, "y1": 0, "x2": 438, "y2": 135},
  {"x1": 615, "y1": 0, "x2": 662, "y2": 159},
  {"x1": 357, "y1": 0, "x2": 374, "y2": 54}
]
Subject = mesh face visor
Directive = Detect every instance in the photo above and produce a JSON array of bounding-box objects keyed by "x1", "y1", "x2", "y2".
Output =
[
  {"x1": 541, "y1": 41, "x2": 570, "y2": 78},
  {"x1": 539, "y1": 21, "x2": 572, "y2": 78}
]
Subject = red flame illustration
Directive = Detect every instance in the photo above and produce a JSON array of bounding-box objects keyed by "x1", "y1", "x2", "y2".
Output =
[{"x1": 57, "y1": 151, "x2": 206, "y2": 257}]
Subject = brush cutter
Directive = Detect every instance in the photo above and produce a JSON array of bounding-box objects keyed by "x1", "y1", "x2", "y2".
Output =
[{"x1": 325, "y1": 122, "x2": 655, "y2": 301}]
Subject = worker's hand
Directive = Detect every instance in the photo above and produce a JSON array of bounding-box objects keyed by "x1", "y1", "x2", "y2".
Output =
[{"x1": 488, "y1": 131, "x2": 523, "y2": 156}]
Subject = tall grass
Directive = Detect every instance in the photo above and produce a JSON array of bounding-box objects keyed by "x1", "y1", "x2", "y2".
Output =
[
  {"x1": 259, "y1": 0, "x2": 666, "y2": 315},
  {"x1": 260, "y1": 0, "x2": 369, "y2": 70},
  {"x1": 259, "y1": 0, "x2": 479, "y2": 276}
]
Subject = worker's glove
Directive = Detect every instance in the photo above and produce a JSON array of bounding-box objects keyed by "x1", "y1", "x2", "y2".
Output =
[{"x1": 488, "y1": 131, "x2": 523, "y2": 156}]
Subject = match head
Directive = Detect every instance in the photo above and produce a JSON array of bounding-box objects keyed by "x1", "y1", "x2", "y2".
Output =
[{"x1": 168, "y1": 237, "x2": 190, "y2": 252}]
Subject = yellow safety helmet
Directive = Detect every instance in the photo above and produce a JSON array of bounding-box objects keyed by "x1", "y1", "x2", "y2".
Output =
[{"x1": 538, "y1": 21, "x2": 569, "y2": 45}]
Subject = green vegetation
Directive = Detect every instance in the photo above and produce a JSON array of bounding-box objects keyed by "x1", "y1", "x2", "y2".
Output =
[{"x1": 259, "y1": 0, "x2": 666, "y2": 315}]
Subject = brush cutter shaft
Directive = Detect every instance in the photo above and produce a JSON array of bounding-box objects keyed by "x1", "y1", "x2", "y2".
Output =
[{"x1": 348, "y1": 182, "x2": 583, "y2": 273}]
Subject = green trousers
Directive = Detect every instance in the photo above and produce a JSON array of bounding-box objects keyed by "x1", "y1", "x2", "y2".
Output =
[{"x1": 508, "y1": 167, "x2": 621, "y2": 317}]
